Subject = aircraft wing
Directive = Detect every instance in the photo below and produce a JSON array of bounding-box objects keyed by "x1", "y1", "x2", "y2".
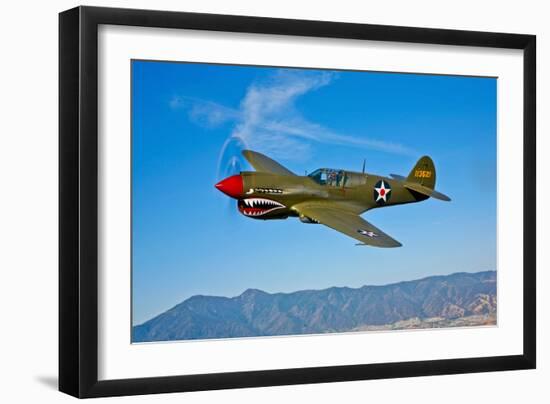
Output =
[
  {"x1": 293, "y1": 203, "x2": 402, "y2": 248},
  {"x1": 242, "y1": 150, "x2": 296, "y2": 176}
]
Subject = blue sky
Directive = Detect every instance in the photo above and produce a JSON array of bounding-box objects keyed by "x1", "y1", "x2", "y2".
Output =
[{"x1": 132, "y1": 60, "x2": 497, "y2": 325}]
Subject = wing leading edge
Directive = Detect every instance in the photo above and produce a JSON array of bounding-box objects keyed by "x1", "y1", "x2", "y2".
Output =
[
  {"x1": 293, "y1": 203, "x2": 402, "y2": 248},
  {"x1": 242, "y1": 150, "x2": 296, "y2": 176}
]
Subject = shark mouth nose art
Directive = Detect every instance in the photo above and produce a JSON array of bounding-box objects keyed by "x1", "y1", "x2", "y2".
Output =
[{"x1": 238, "y1": 198, "x2": 285, "y2": 217}]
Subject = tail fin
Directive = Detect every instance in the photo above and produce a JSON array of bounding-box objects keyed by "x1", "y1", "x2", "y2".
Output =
[{"x1": 407, "y1": 156, "x2": 436, "y2": 190}]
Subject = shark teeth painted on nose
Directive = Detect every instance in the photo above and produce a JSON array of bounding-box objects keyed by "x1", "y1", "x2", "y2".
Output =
[{"x1": 237, "y1": 198, "x2": 285, "y2": 217}]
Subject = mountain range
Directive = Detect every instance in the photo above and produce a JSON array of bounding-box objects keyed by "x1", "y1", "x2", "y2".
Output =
[{"x1": 133, "y1": 270, "x2": 496, "y2": 342}]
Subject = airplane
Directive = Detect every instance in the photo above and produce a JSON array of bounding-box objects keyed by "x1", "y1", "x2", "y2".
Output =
[{"x1": 215, "y1": 150, "x2": 450, "y2": 247}]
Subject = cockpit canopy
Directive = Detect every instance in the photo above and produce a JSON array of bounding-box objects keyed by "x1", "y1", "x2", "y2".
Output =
[
  {"x1": 308, "y1": 168, "x2": 344, "y2": 186},
  {"x1": 308, "y1": 168, "x2": 366, "y2": 187}
]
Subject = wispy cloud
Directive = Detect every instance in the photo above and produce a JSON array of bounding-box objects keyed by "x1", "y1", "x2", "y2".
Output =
[
  {"x1": 171, "y1": 69, "x2": 415, "y2": 160},
  {"x1": 170, "y1": 96, "x2": 240, "y2": 128}
]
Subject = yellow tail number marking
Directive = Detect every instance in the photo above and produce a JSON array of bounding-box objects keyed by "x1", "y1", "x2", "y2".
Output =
[{"x1": 414, "y1": 170, "x2": 432, "y2": 179}]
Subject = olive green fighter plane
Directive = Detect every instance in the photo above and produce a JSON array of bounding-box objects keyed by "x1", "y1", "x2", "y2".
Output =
[{"x1": 215, "y1": 150, "x2": 451, "y2": 247}]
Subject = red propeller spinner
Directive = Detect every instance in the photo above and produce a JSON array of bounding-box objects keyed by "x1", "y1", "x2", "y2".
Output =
[{"x1": 215, "y1": 175, "x2": 244, "y2": 198}]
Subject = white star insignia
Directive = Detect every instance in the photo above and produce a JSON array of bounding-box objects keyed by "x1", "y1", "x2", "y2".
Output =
[
  {"x1": 358, "y1": 229, "x2": 378, "y2": 237},
  {"x1": 375, "y1": 181, "x2": 391, "y2": 202}
]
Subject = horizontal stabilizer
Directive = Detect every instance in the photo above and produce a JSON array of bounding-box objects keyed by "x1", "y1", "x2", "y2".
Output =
[{"x1": 401, "y1": 181, "x2": 451, "y2": 201}]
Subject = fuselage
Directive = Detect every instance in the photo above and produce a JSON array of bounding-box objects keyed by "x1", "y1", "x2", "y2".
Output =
[{"x1": 216, "y1": 169, "x2": 427, "y2": 221}]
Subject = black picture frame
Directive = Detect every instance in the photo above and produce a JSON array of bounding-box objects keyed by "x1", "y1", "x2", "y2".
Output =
[{"x1": 59, "y1": 5, "x2": 536, "y2": 398}]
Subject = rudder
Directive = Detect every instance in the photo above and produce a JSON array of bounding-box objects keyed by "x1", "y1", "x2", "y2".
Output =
[{"x1": 407, "y1": 156, "x2": 436, "y2": 190}]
